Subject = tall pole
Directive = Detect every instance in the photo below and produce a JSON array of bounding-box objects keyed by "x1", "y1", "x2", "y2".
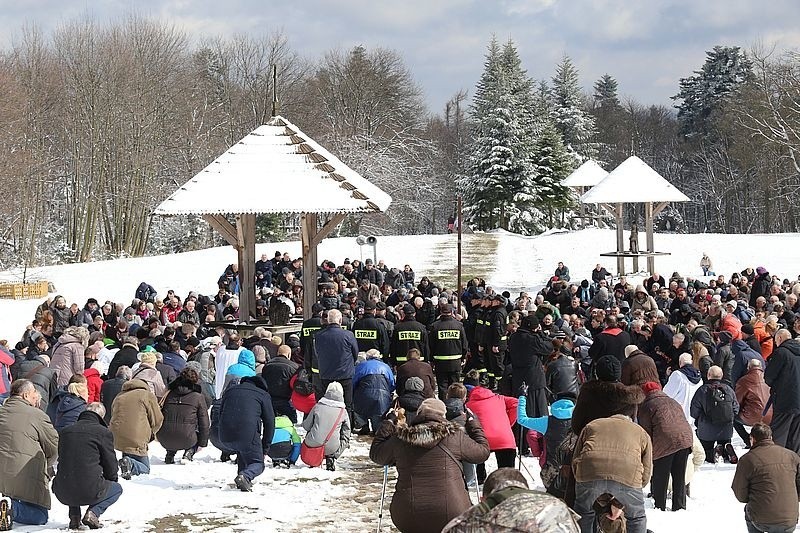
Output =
[
  {"x1": 457, "y1": 196, "x2": 462, "y2": 294},
  {"x1": 271, "y1": 64, "x2": 278, "y2": 117}
]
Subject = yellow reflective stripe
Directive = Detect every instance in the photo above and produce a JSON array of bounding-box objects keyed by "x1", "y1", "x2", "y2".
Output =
[
  {"x1": 437, "y1": 330, "x2": 461, "y2": 340},
  {"x1": 302, "y1": 327, "x2": 321, "y2": 336},
  {"x1": 500, "y1": 336, "x2": 508, "y2": 341},
  {"x1": 395, "y1": 357, "x2": 408, "y2": 362},
  {"x1": 311, "y1": 368, "x2": 319, "y2": 374},
  {"x1": 433, "y1": 354, "x2": 462, "y2": 360}
]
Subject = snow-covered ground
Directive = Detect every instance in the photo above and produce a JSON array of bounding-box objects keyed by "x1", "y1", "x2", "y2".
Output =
[{"x1": 3, "y1": 228, "x2": 800, "y2": 532}]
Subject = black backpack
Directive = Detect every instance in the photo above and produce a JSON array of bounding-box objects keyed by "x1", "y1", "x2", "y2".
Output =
[
  {"x1": 707, "y1": 383, "x2": 734, "y2": 425},
  {"x1": 293, "y1": 367, "x2": 314, "y2": 396}
]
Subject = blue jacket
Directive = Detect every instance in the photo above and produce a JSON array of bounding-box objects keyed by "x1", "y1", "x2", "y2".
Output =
[
  {"x1": 162, "y1": 351, "x2": 186, "y2": 374},
  {"x1": 516, "y1": 396, "x2": 574, "y2": 434},
  {"x1": 53, "y1": 391, "x2": 88, "y2": 433},
  {"x1": 315, "y1": 324, "x2": 359, "y2": 381},
  {"x1": 730, "y1": 340, "x2": 764, "y2": 385},
  {"x1": 226, "y1": 349, "x2": 257, "y2": 379},
  {"x1": 353, "y1": 358, "x2": 395, "y2": 417},
  {"x1": 218, "y1": 376, "x2": 275, "y2": 453}
]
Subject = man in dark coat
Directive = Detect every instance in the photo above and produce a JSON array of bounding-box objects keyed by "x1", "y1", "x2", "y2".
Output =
[
  {"x1": 100, "y1": 366, "x2": 131, "y2": 423},
  {"x1": 764, "y1": 329, "x2": 800, "y2": 454},
  {"x1": 314, "y1": 309, "x2": 359, "y2": 426},
  {"x1": 508, "y1": 315, "x2": 550, "y2": 419},
  {"x1": 105, "y1": 337, "x2": 139, "y2": 381},
  {"x1": 395, "y1": 348, "x2": 436, "y2": 399},
  {"x1": 53, "y1": 403, "x2": 121, "y2": 529},
  {"x1": 14, "y1": 352, "x2": 58, "y2": 412},
  {"x1": 428, "y1": 303, "x2": 467, "y2": 399},
  {"x1": 391, "y1": 304, "x2": 430, "y2": 366},
  {"x1": 690, "y1": 365, "x2": 740, "y2": 463},
  {"x1": 352, "y1": 302, "x2": 389, "y2": 356},
  {"x1": 261, "y1": 345, "x2": 299, "y2": 423},
  {"x1": 732, "y1": 423, "x2": 800, "y2": 533},
  {"x1": 572, "y1": 355, "x2": 645, "y2": 435},
  {"x1": 749, "y1": 267, "x2": 772, "y2": 307},
  {"x1": 218, "y1": 375, "x2": 275, "y2": 491},
  {"x1": 588, "y1": 315, "x2": 631, "y2": 365},
  {"x1": 621, "y1": 345, "x2": 661, "y2": 386}
]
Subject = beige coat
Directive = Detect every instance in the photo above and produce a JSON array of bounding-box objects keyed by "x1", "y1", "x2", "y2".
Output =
[
  {"x1": 0, "y1": 396, "x2": 59, "y2": 508},
  {"x1": 50, "y1": 327, "x2": 89, "y2": 387},
  {"x1": 573, "y1": 414, "x2": 653, "y2": 489},
  {"x1": 109, "y1": 379, "x2": 164, "y2": 456}
]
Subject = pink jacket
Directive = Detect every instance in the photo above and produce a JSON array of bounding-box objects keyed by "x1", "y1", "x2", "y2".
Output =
[{"x1": 466, "y1": 386, "x2": 518, "y2": 451}]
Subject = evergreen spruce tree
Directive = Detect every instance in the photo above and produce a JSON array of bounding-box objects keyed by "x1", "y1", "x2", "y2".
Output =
[
  {"x1": 551, "y1": 55, "x2": 598, "y2": 163},
  {"x1": 531, "y1": 118, "x2": 573, "y2": 228},
  {"x1": 593, "y1": 74, "x2": 620, "y2": 108},
  {"x1": 672, "y1": 45, "x2": 752, "y2": 139}
]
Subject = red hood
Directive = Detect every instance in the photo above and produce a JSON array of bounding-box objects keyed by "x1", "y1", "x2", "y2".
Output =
[
  {"x1": 604, "y1": 327, "x2": 624, "y2": 336},
  {"x1": 84, "y1": 368, "x2": 100, "y2": 378},
  {"x1": 467, "y1": 386, "x2": 495, "y2": 402}
]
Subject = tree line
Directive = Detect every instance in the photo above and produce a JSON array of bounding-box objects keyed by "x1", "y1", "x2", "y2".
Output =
[{"x1": 0, "y1": 15, "x2": 798, "y2": 270}]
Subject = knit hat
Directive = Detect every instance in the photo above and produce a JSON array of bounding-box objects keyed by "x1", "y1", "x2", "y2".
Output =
[
  {"x1": 756, "y1": 266, "x2": 767, "y2": 276},
  {"x1": 741, "y1": 323, "x2": 755, "y2": 335},
  {"x1": 416, "y1": 398, "x2": 447, "y2": 421},
  {"x1": 139, "y1": 351, "x2": 158, "y2": 366},
  {"x1": 624, "y1": 345, "x2": 640, "y2": 359},
  {"x1": 325, "y1": 381, "x2": 344, "y2": 402},
  {"x1": 405, "y1": 376, "x2": 424, "y2": 392},
  {"x1": 642, "y1": 381, "x2": 661, "y2": 394},
  {"x1": 718, "y1": 331, "x2": 733, "y2": 345},
  {"x1": 595, "y1": 355, "x2": 622, "y2": 382}
]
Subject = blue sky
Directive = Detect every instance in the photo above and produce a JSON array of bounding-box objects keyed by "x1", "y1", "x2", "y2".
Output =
[{"x1": 2, "y1": 0, "x2": 798, "y2": 113}]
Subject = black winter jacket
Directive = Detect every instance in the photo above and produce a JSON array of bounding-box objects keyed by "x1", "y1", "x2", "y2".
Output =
[
  {"x1": 106, "y1": 345, "x2": 140, "y2": 381},
  {"x1": 262, "y1": 357, "x2": 299, "y2": 400},
  {"x1": 765, "y1": 339, "x2": 800, "y2": 414},
  {"x1": 218, "y1": 376, "x2": 275, "y2": 453},
  {"x1": 157, "y1": 378, "x2": 210, "y2": 451},
  {"x1": 52, "y1": 411, "x2": 118, "y2": 507}
]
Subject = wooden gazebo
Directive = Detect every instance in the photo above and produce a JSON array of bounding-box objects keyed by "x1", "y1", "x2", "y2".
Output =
[
  {"x1": 580, "y1": 156, "x2": 689, "y2": 276},
  {"x1": 154, "y1": 116, "x2": 392, "y2": 321},
  {"x1": 563, "y1": 160, "x2": 608, "y2": 227}
]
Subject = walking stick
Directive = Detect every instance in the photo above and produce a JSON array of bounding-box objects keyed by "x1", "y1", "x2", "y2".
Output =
[{"x1": 377, "y1": 465, "x2": 389, "y2": 532}]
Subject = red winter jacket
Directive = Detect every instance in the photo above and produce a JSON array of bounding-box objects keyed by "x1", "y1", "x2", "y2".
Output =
[
  {"x1": 83, "y1": 367, "x2": 103, "y2": 403},
  {"x1": 466, "y1": 386, "x2": 518, "y2": 451},
  {"x1": 290, "y1": 374, "x2": 317, "y2": 415},
  {"x1": 719, "y1": 313, "x2": 743, "y2": 341},
  {"x1": 0, "y1": 346, "x2": 14, "y2": 397}
]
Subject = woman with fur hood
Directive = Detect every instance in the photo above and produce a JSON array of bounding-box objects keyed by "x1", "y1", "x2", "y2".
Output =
[
  {"x1": 50, "y1": 326, "x2": 89, "y2": 387},
  {"x1": 370, "y1": 398, "x2": 490, "y2": 533}
]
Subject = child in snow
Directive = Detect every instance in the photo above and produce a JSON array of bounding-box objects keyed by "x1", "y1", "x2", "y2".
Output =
[{"x1": 268, "y1": 415, "x2": 301, "y2": 468}]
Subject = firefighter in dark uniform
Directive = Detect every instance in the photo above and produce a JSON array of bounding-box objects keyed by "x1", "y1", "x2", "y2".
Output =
[
  {"x1": 464, "y1": 289, "x2": 485, "y2": 373},
  {"x1": 352, "y1": 301, "x2": 389, "y2": 355},
  {"x1": 390, "y1": 304, "x2": 429, "y2": 367},
  {"x1": 301, "y1": 303, "x2": 325, "y2": 396},
  {"x1": 486, "y1": 294, "x2": 509, "y2": 390},
  {"x1": 429, "y1": 302, "x2": 467, "y2": 399}
]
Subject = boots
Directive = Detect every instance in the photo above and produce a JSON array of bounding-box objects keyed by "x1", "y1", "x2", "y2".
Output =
[
  {"x1": 326, "y1": 457, "x2": 336, "y2": 471},
  {"x1": 0, "y1": 497, "x2": 12, "y2": 532},
  {"x1": 82, "y1": 509, "x2": 102, "y2": 529},
  {"x1": 234, "y1": 474, "x2": 253, "y2": 492},
  {"x1": 183, "y1": 448, "x2": 195, "y2": 462},
  {"x1": 165, "y1": 451, "x2": 176, "y2": 464},
  {"x1": 725, "y1": 443, "x2": 738, "y2": 464},
  {"x1": 68, "y1": 508, "x2": 82, "y2": 529},
  {"x1": 220, "y1": 452, "x2": 231, "y2": 462}
]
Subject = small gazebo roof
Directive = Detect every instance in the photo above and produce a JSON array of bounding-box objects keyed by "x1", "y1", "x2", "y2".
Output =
[
  {"x1": 154, "y1": 116, "x2": 392, "y2": 216},
  {"x1": 580, "y1": 156, "x2": 690, "y2": 204},
  {"x1": 563, "y1": 160, "x2": 608, "y2": 188}
]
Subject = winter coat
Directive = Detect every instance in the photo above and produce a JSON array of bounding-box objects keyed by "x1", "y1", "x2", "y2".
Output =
[
  {"x1": 690, "y1": 379, "x2": 739, "y2": 441},
  {"x1": 0, "y1": 347, "x2": 13, "y2": 399},
  {"x1": 713, "y1": 344, "x2": 735, "y2": 385},
  {"x1": 735, "y1": 367, "x2": 772, "y2": 425},
  {"x1": 132, "y1": 364, "x2": 167, "y2": 398},
  {"x1": 302, "y1": 386, "x2": 351, "y2": 458},
  {"x1": 218, "y1": 376, "x2": 275, "y2": 454},
  {"x1": 290, "y1": 373, "x2": 317, "y2": 415},
  {"x1": 663, "y1": 365, "x2": 703, "y2": 425},
  {"x1": 109, "y1": 379, "x2": 164, "y2": 456},
  {"x1": 52, "y1": 410, "x2": 118, "y2": 507},
  {"x1": 157, "y1": 377, "x2": 209, "y2": 451},
  {"x1": 225, "y1": 349, "x2": 257, "y2": 380},
  {"x1": 764, "y1": 338, "x2": 800, "y2": 414},
  {"x1": 545, "y1": 354, "x2": 581, "y2": 400},
  {"x1": 106, "y1": 344, "x2": 140, "y2": 381},
  {"x1": 14, "y1": 357, "x2": 58, "y2": 410},
  {"x1": 571, "y1": 380, "x2": 645, "y2": 435},
  {"x1": 750, "y1": 273, "x2": 772, "y2": 307},
  {"x1": 370, "y1": 411, "x2": 490, "y2": 533},
  {"x1": 573, "y1": 414, "x2": 653, "y2": 489},
  {"x1": 261, "y1": 356, "x2": 299, "y2": 400},
  {"x1": 51, "y1": 328, "x2": 89, "y2": 387},
  {"x1": 621, "y1": 349, "x2": 661, "y2": 386},
  {"x1": 100, "y1": 377, "x2": 127, "y2": 423},
  {"x1": 588, "y1": 327, "x2": 631, "y2": 363},
  {"x1": 465, "y1": 386, "x2": 518, "y2": 451},
  {"x1": 53, "y1": 390, "x2": 87, "y2": 432},
  {"x1": 162, "y1": 351, "x2": 186, "y2": 374},
  {"x1": 0, "y1": 396, "x2": 59, "y2": 508},
  {"x1": 315, "y1": 324, "x2": 359, "y2": 380},
  {"x1": 396, "y1": 359, "x2": 436, "y2": 399},
  {"x1": 50, "y1": 299, "x2": 72, "y2": 335},
  {"x1": 632, "y1": 289, "x2": 658, "y2": 314},
  {"x1": 637, "y1": 390, "x2": 693, "y2": 460},
  {"x1": 84, "y1": 367, "x2": 103, "y2": 403},
  {"x1": 719, "y1": 313, "x2": 743, "y2": 342},
  {"x1": 353, "y1": 358, "x2": 395, "y2": 418},
  {"x1": 398, "y1": 390, "x2": 427, "y2": 414},
  {"x1": 732, "y1": 437, "x2": 800, "y2": 528},
  {"x1": 731, "y1": 340, "x2": 764, "y2": 385}
]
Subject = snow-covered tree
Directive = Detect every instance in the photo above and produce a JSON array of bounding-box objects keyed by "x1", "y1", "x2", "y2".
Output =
[
  {"x1": 672, "y1": 45, "x2": 752, "y2": 139},
  {"x1": 551, "y1": 55, "x2": 598, "y2": 163},
  {"x1": 531, "y1": 118, "x2": 573, "y2": 227}
]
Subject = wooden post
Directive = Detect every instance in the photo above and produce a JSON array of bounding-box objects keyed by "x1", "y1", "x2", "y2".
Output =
[
  {"x1": 235, "y1": 214, "x2": 256, "y2": 323},
  {"x1": 615, "y1": 203, "x2": 625, "y2": 276},
  {"x1": 457, "y1": 196, "x2": 462, "y2": 294},
  {"x1": 645, "y1": 201, "x2": 655, "y2": 274},
  {"x1": 301, "y1": 213, "x2": 318, "y2": 321}
]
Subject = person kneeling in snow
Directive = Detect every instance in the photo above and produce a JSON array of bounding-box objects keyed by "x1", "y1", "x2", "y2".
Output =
[
  {"x1": 302, "y1": 382, "x2": 350, "y2": 471},
  {"x1": 267, "y1": 416, "x2": 301, "y2": 468},
  {"x1": 217, "y1": 375, "x2": 275, "y2": 492}
]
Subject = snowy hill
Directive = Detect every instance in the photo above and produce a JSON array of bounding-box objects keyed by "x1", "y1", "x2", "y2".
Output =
[{"x1": 2, "y1": 228, "x2": 800, "y2": 532}]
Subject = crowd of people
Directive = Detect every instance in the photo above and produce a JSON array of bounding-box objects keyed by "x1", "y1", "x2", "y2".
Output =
[{"x1": 1, "y1": 251, "x2": 800, "y2": 532}]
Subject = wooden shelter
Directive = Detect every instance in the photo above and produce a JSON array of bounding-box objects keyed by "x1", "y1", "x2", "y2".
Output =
[
  {"x1": 563, "y1": 160, "x2": 608, "y2": 227},
  {"x1": 154, "y1": 115, "x2": 392, "y2": 321},
  {"x1": 580, "y1": 156, "x2": 689, "y2": 275}
]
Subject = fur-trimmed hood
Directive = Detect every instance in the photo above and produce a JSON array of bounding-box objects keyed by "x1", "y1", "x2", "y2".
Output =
[{"x1": 395, "y1": 420, "x2": 461, "y2": 449}]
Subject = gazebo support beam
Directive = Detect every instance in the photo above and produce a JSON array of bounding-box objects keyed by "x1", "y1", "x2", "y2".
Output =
[
  {"x1": 301, "y1": 213, "x2": 346, "y2": 319},
  {"x1": 235, "y1": 214, "x2": 256, "y2": 323},
  {"x1": 645, "y1": 202, "x2": 655, "y2": 274},
  {"x1": 615, "y1": 203, "x2": 625, "y2": 276},
  {"x1": 203, "y1": 215, "x2": 238, "y2": 247}
]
